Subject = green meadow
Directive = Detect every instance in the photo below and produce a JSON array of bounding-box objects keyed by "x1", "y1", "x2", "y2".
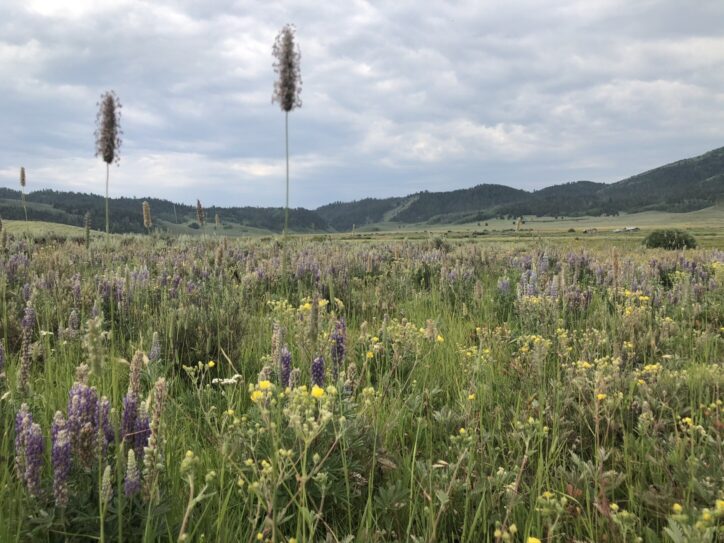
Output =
[{"x1": 0, "y1": 219, "x2": 722, "y2": 542}]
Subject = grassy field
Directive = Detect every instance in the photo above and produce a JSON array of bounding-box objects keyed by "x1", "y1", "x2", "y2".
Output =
[
  {"x1": 0, "y1": 225, "x2": 722, "y2": 542},
  {"x1": 2, "y1": 219, "x2": 90, "y2": 239}
]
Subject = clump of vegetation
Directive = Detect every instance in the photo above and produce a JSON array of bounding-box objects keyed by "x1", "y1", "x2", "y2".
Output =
[{"x1": 643, "y1": 229, "x2": 698, "y2": 249}]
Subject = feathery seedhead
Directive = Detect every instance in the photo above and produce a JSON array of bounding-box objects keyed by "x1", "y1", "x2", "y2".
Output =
[
  {"x1": 142, "y1": 201, "x2": 152, "y2": 229},
  {"x1": 272, "y1": 24, "x2": 302, "y2": 112},
  {"x1": 20, "y1": 167, "x2": 26, "y2": 188},
  {"x1": 196, "y1": 199, "x2": 205, "y2": 226},
  {"x1": 95, "y1": 90, "x2": 123, "y2": 165}
]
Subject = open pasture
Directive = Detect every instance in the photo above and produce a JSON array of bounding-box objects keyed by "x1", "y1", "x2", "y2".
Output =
[{"x1": 1, "y1": 233, "x2": 722, "y2": 542}]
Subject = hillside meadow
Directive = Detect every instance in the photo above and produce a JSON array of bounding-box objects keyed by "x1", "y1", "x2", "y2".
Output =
[{"x1": 0, "y1": 229, "x2": 722, "y2": 542}]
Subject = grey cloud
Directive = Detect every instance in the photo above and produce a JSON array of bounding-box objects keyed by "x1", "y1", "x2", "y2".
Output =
[{"x1": 0, "y1": 0, "x2": 723, "y2": 208}]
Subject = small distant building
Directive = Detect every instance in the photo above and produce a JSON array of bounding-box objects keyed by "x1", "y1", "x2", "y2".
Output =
[{"x1": 624, "y1": 226, "x2": 640, "y2": 232}]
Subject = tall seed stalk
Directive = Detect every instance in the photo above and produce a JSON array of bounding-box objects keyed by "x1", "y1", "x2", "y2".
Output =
[
  {"x1": 94, "y1": 91, "x2": 123, "y2": 238},
  {"x1": 84, "y1": 212, "x2": 92, "y2": 249},
  {"x1": 272, "y1": 24, "x2": 302, "y2": 238},
  {"x1": 196, "y1": 199, "x2": 205, "y2": 233},
  {"x1": 19, "y1": 167, "x2": 28, "y2": 223},
  {"x1": 142, "y1": 201, "x2": 152, "y2": 234}
]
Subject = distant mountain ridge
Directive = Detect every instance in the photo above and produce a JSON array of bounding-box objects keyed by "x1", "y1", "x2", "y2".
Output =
[
  {"x1": 1, "y1": 146, "x2": 722, "y2": 234},
  {"x1": 316, "y1": 147, "x2": 724, "y2": 229}
]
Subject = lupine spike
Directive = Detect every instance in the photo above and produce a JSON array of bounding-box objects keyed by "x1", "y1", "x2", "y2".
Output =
[
  {"x1": 124, "y1": 448, "x2": 141, "y2": 497},
  {"x1": 52, "y1": 412, "x2": 72, "y2": 508},
  {"x1": 311, "y1": 356, "x2": 325, "y2": 387}
]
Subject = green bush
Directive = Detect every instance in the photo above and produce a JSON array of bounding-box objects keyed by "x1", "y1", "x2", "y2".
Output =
[{"x1": 643, "y1": 229, "x2": 697, "y2": 249}]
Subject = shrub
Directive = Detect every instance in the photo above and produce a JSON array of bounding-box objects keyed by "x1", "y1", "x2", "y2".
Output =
[{"x1": 643, "y1": 229, "x2": 697, "y2": 250}]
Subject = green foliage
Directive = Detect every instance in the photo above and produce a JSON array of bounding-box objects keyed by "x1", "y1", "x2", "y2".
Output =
[
  {"x1": 0, "y1": 188, "x2": 330, "y2": 234},
  {"x1": 317, "y1": 147, "x2": 724, "y2": 228},
  {"x1": 644, "y1": 229, "x2": 698, "y2": 249}
]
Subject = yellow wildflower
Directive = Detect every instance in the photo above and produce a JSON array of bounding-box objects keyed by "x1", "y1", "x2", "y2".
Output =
[
  {"x1": 258, "y1": 380, "x2": 272, "y2": 391},
  {"x1": 311, "y1": 385, "x2": 325, "y2": 399},
  {"x1": 528, "y1": 537, "x2": 542, "y2": 543},
  {"x1": 672, "y1": 503, "x2": 683, "y2": 514},
  {"x1": 596, "y1": 393, "x2": 607, "y2": 401},
  {"x1": 436, "y1": 335, "x2": 445, "y2": 343},
  {"x1": 250, "y1": 390, "x2": 263, "y2": 403},
  {"x1": 207, "y1": 360, "x2": 215, "y2": 368}
]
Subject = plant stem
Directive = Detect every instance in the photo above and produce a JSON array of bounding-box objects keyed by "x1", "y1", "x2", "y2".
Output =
[
  {"x1": 284, "y1": 110, "x2": 289, "y2": 239},
  {"x1": 105, "y1": 163, "x2": 110, "y2": 237}
]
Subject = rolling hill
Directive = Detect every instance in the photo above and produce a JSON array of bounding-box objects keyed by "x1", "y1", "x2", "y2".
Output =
[{"x1": 1, "y1": 146, "x2": 722, "y2": 234}]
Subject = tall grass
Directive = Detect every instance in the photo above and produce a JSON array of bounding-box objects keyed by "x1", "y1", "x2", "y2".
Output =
[
  {"x1": 94, "y1": 91, "x2": 123, "y2": 237},
  {"x1": 272, "y1": 24, "x2": 302, "y2": 239}
]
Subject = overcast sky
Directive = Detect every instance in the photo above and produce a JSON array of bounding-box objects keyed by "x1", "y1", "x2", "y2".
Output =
[{"x1": 1, "y1": 0, "x2": 723, "y2": 208}]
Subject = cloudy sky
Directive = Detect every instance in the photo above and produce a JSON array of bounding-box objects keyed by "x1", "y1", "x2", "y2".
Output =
[{"x1": 1, "y1": 0, "x2": 723, "y2": 208}]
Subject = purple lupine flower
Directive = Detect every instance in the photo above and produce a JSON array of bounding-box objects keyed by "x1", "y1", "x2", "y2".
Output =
[
  {"x1": 121, "y1": 393, "x2": 138, "y2": 447},
  {"x1": 17, "y1": 330, "x2": 32, "y2": 394},
  {"x1": 91, "y1": 299, "x2": 101, "y2": 318},
  {"x1": 99, "y1": 396, "x2": 114, "y2": 452},
  {"x1": 311, "y1": 356, "x2": 325, "y2": 388},
  {"x1": 148, "y1": 332, "x2": 161, "y2": 363},
  {"x1": 68, "y1": 309, "x2": 80, "y2": 333},
  {"x1": 67, "y1": 381, "x2": 100, "y2": 469},
  {"x1": 17, "y1": 303, "x2": 36, "y2": 393},
  {"x1": 330, "y1": 318, "x2": 346, "y2": 380},
  {"x1": 134, "y1": 405, "x2": 151, "y2": 461},
  {"x1": 279, "y1": 347, "x2": 291, "y2": 388},
  {"x1": 52, "y1": 412, "x2": 72, "y2": 507},
  {"x1": 22, "y1": 283, "x2": 31, "y2": 302},
  {"x1": 15, "y1": 404, "x2": 32, "y2": 481},
  {"x1": 22, "y1": 304, "x2": 36, "y2": 331},
  {"x1": 72, "y1": 274, "x2": 82, "y2": 305},
  {"x1": 25, "y1": 422, "x2": 44, "y2": 497},
  {"x1": 124, "y1": 449, "x2": 141, "y2": 497},
  {"x1": 497, "y1": 277, "x2": 511, "y2": 295}
]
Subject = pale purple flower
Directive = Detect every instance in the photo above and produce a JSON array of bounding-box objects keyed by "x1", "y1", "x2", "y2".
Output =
[
  {"x1": 279, "y1": 347, "x2": 291, "y2": 388},
  {"x1": 311, "y1": 356, "x2": 325, "y2": 387},
  {"x1": 52, "y1": 412, "x2": 72, "y2": 507},
  {"x1": 25, "y1": 422, "x2": 44, "y2": 497}
]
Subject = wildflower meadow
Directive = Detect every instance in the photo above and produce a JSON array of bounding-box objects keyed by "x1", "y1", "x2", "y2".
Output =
[{"x1": 0, "y1": 233, "x2": 722, "y2": 542}]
